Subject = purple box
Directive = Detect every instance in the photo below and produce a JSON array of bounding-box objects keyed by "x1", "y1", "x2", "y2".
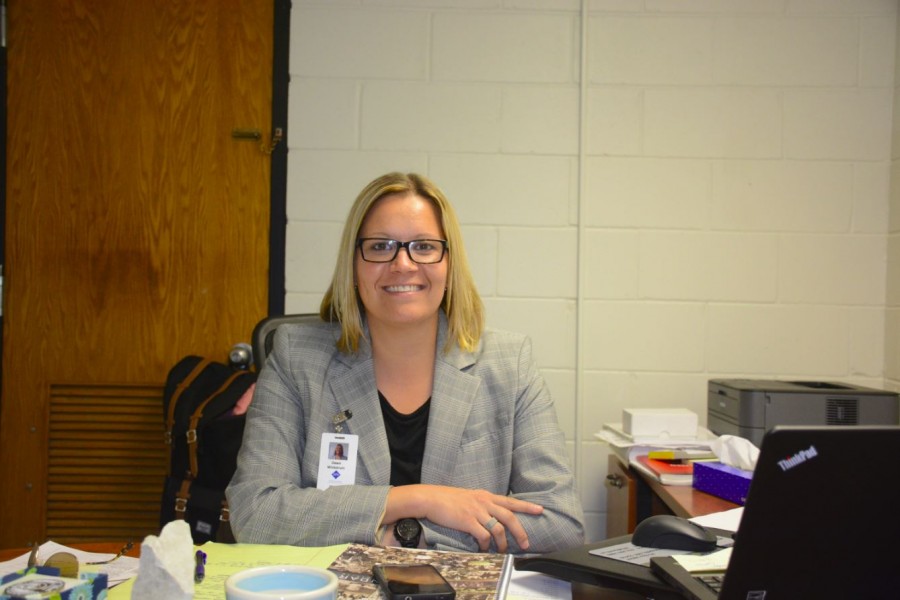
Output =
[{"x1": 692, "y1": 461, "x2": 752, "y2": 505}]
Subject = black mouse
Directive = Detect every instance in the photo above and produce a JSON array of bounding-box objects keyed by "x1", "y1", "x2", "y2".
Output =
[{"x1": 631, "y1": 515, "x2": 718, "y2": 552}]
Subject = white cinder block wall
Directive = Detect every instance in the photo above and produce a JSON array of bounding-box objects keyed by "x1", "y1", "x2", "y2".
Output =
[{"x1": 285, "y1": 0, "x2": 900, "y2": 542}]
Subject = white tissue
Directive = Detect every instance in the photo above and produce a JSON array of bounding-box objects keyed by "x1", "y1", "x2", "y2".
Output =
[
  {"x1": 131, "y1": 520, "x2": 195, "y2": 600},
  {"x1": 711, "y1": 435, "x2": 760, "y2": 471}
]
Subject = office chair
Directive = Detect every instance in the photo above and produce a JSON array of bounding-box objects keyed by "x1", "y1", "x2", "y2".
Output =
[{"x1": 251, "y1": 313, "x2": 320, "y2": 371}]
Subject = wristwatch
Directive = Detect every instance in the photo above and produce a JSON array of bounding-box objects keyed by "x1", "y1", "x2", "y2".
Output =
[{"x1": 394, "y1": 518, "x2": 422, "y2": 548}]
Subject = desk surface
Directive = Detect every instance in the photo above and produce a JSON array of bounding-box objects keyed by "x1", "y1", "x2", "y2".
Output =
[
  {"x1": 642, "y1": 470, "x2": 739, "y2": 518},
  {"x1": 0, "y1": 542, "x2": 646, "y2": 599}
]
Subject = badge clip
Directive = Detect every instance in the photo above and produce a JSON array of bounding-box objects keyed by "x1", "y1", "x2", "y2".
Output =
[{"x1": 332, "y1": 409, "x2": 353, "y2": 433}]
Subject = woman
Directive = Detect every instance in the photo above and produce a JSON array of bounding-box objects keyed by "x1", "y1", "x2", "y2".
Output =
[
  {"x1": 226, "y1": 172, "x2": 584, "y2": 553},
  {"x1": 332, "y1": 443, "x2": 346, "y2": 460}
]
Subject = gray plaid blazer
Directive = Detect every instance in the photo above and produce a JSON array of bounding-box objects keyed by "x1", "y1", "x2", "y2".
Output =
[{"x1": 226, "y1": 312, "x2": 584, "y2": 553}]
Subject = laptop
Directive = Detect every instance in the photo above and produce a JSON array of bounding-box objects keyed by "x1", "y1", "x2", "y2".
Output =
[{"x1": 650, "y1": 425, "x2": 900, "y2": 600}]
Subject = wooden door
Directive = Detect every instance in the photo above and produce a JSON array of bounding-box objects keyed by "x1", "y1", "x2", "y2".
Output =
[{"x1": 0, "y1": 0, "x2": 274, "y2": 547}]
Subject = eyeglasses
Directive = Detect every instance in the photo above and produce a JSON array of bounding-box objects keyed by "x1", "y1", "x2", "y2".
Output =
[
  {"x1": 86, "y1": 540, "x2": 134, "y2": 565},
  {"x1": 357, "y1": 238, "x2": 448, "y2": 264},
  {"x1": 27, "y1": 544, "x2": 79, "y2": 578},
  {"x1": 27, "y1": 540, "x2": 133, "y2": 578}
]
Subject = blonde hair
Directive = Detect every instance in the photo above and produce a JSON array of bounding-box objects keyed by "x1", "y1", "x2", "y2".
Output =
[{"x1": 320, "y1": 172, "x2": 484, "y2": 354}]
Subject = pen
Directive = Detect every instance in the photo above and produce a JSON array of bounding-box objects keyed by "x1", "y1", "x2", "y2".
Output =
[{"x1": 194, "y1": 550, "x2": 206, "y2": 584}]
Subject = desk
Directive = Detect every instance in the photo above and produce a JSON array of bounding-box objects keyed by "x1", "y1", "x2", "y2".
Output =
[
  {"x1": 605, "y1": 455, "x2": 738, "y2": 537},
  {"x1": 0, "y1": 542, "x2": 647, "y2": 599}
]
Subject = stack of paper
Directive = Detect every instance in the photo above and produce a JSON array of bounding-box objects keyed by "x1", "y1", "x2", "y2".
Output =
[
  {"x1": 596, "y1": 422, "x2": 718, "y2": 464},
  {"x1": 597, "y1": 412, "x2": 720, "y2": 486}
]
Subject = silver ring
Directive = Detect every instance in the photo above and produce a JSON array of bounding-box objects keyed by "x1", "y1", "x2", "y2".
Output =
[{"x1": 484, "y1": 517, "x2": 498, "y2": 530}]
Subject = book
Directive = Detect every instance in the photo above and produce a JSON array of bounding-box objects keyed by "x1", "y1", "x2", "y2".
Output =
[
  {"x1": 631, "y1": 455, "x2": 694, "y2": 486},
  {"x1": 327, "y1": 542, "x2": 512, "y2": 600}
]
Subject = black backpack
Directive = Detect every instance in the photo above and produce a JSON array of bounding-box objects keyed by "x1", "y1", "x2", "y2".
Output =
[{"x1": 160, "y1": 355, "x2": 257, "y2": 543}]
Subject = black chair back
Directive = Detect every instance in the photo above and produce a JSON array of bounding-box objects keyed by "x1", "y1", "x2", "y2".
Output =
[{"x1": 251, "y1": 313, "x2": 320, "y2": 371}]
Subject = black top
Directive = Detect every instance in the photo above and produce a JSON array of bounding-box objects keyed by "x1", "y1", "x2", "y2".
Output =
[{"x1": 378, "y1": 390, "x2": 430, "y2": 486}]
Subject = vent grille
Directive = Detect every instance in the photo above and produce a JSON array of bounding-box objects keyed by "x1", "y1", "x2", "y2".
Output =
[
  {"x1": 48, "y1": 384, "x2": 167, "y2": 543},
  {"x1": 826, "y1": 397, "x2": 859, "y2": 425}
]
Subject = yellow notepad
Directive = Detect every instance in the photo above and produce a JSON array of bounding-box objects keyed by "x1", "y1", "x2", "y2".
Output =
[
  {"x1": 108, "y1": 542, "x2": 348, "y2": 600},
  {"x1": 672, "y1": 547, "x2": 732, "y2": 573}
]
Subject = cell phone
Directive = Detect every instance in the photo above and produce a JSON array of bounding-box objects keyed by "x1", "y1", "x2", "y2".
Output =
[{"x1": 372, "y1": 563, "x2": 456, "y2": 600}]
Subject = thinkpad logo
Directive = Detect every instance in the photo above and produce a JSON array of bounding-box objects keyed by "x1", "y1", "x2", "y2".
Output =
[{"x1": 776, "y1": 445, "x2": 818, "y2": 472}]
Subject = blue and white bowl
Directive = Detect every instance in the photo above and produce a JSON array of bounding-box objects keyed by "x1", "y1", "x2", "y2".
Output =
[{"x1": 224, "y1": 565, "x2": 339, "y2": 600}]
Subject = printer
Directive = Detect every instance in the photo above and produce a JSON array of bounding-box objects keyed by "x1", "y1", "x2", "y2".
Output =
[{"x1": 708, "y1": 379, "x2": 899, "y2": 447}]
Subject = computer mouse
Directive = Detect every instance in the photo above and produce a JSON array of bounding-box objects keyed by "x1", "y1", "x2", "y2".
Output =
[{"x1": 631, "y1": 514, "x2": 718, "y2": 552}]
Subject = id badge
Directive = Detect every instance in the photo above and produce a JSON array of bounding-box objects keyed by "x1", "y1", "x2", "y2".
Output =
[{"x1": 317, "y1": 432, "x2": 359, "y2": 489}]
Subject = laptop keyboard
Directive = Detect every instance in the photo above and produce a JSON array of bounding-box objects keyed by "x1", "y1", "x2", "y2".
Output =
[{"x1": 697, "y1": 573, "x2": 725, "y2": 595}]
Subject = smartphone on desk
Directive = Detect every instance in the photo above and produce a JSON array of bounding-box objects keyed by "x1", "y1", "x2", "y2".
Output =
[{"x1": 372, "y1": 563, "x2": 456, "y2": 600}]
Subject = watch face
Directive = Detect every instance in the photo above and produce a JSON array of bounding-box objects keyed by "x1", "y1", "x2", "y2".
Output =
[{"x1": 396, "y1": 518, "x2": 420, "y2": 541}]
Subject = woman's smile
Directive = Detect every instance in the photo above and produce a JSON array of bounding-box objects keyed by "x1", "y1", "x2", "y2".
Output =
[{"x1": 383, "y1": 283, "x2": 426, "y2": 293}]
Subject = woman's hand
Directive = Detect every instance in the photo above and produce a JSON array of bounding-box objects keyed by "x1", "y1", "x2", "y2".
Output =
[{"x1": 386, "y1": 485, "x2": 544, "y2": 552}]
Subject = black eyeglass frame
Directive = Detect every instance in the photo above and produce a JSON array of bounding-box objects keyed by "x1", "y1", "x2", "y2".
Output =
[{"x1": 356, "y1": 238, "x2": 448, "y2": 264}]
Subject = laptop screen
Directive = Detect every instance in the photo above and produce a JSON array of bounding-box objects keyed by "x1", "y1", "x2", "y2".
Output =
[{"x1": 715, "y1": 425, "x2": 900, "y2": 599}]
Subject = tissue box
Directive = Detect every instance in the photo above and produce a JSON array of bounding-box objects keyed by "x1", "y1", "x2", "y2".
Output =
[
  {"x1": 692, "y1": 461, "x2": 752, "y2": 505},
  {"x1": 0, "y1": 566, "x2": 108, "y2": 600},
  {"x1": 623, "y1": 408, "x2": 698, "y2": 439}
]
